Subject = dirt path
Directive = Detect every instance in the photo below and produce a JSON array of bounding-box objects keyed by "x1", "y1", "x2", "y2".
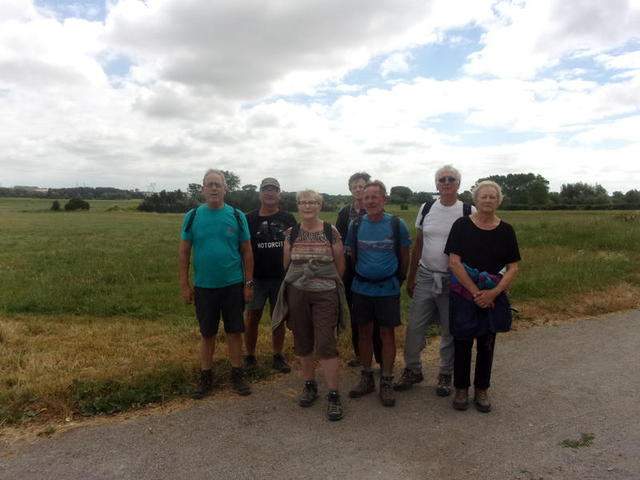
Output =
[{"x1": 1, "y1": 310, "x2": 639, "y2": 480}]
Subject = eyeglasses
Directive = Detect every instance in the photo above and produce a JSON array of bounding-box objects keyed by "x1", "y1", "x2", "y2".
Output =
[
  {"x1": 438, "y1": 176, "x2": 458, "y2": 184},
  {"x1": 204, "y1": 182, "x2": 224, "y2": 189},
  {"x1": 297, "y1": 201, "x2": 320, "y2": 206}
]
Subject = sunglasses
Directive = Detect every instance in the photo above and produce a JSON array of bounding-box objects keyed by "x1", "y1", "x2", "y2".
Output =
[{"x1": 438, "y1": 176, "x2": 458, "y2": 184}]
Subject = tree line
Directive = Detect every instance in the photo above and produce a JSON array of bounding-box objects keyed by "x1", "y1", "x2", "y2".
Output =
[
  {"x1": 0, "y1": 186, "x2": 145, "y2": 200},
  {"x1": 137, "y1": 171, "x2": 639, "y2": 214}
]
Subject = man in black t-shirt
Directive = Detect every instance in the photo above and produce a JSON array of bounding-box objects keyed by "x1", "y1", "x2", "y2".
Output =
[{"x1": 244, "y1": 177, "x2": 297, "y2": 373}]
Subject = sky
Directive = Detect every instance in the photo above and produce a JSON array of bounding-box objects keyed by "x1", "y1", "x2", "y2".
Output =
[{"x1": 1, "y1": 0, "x2": 639, "y2": 195}]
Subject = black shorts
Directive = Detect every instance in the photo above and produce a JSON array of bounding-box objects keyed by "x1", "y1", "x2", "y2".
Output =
[
  {"x1": 351, "y1": 292, "x2": 401, "y2": 328},
  {"x1": 194, "y1": 283, "x2": 245, "y2": 337}
]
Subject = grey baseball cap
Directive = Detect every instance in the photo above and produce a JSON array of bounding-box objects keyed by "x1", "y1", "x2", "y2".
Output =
[{"x1": 260, "y1": 177, "x2": 280, "y2": 190}]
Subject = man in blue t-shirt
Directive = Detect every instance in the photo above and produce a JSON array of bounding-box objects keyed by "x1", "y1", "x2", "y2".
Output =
[
  {"x1": 345, "y1": 180, "x2": 410, "y2": 407},
  {"x1": 179, "y1": 169, "x2": 254, "y2": 399}
]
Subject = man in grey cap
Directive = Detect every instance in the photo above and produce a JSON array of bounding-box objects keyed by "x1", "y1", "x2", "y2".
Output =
[{"x1": 244, "y1": 177, "x2": 297, "y2": 372}]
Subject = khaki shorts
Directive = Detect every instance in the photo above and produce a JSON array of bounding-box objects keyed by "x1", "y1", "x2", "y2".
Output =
[{"x1": 285, "y1": 285, "x2": 339, "y2": 359}]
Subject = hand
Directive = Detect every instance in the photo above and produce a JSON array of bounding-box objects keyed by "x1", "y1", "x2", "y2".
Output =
[
  {"x1": 181, "y1": 285, "x2": 194, "y2": 305},
  {"x1": 474, "y1": 289, "x2": 498, "y2": 309},
  {"x1": 406, "y1": 277, "x2": 416, "y2": 298},
  {"x1": 243, "y1": 285, "x2": 254, "y2": 304}
]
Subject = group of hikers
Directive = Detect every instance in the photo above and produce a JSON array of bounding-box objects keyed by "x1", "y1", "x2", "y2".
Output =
[{"x1": 178, "y1": 166, "x2": 521, "y2": 421}]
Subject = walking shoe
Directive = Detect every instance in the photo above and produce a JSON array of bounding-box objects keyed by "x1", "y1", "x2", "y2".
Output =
[
  {"x1": 192, "y1": 369, "x2": 213, "y2": 399},
  {"x1": 474, "y1": 388, "x2": 492, "y2": 413},
  {"x1": 298, "y1": 380, "x2": 319, "y2": 407},
  {"x1": 272, "y1": 354, "x2": 291, "y2": 373},
  {"x1": 231, "y1": 367, "x2": 251, "y2": 396},
  {"x1": 393, "y1": 368, "x2": 424, "y2": 391},
  {"x1": 452, "y1": 388, "x2": 469, "y2": 411},
  {"x1": 348, "y1": 370, "x2": 375, "y2": 398},
  {"x1": 244, "y1": 355, "x2": 258, "y2": 370},
  {"x1": 326, "y1": 390, "x2": 343, "y2": 421},
  {"x1": 436, "y1": 373, "x2": 453, "y2": 397},
  {"x1": 347, "y1": 358, "x2": 361, "y2": 368},
  {"x1": 379, "y1": 375, "x2": 396, "y2": 407}
]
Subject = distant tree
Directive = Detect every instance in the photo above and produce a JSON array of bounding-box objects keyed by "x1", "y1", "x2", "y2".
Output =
[
  {"x1": 458, "y1": 190, "x2": 473, "y2": 204},
  {"x1": 611, "y1": 191, "x2": 626, "y2": 204},
  {"x1": 221, "y1": 170, "x2": 241, "y2": 191},
  {"x1": 242, "y1": 184, "x2": 257, "y2": 192},
  {"x1": 625, "y1": 189, "x2": 640, "y2": 204},
  {"x1": 560, "y1": 182, "x2": 609, "y2": 205},
  {"x1": 226, "y1": 189, "x2": 260, "y2": 212},
  {"x1": 477, "y1": 173, "x2": 549, "y2": 206},
  {"x1": 187, "y1": 183, "x2": 204, "y2": 203},
  {"x1": 64, "y1": 198, "x2": 90, "y2": 211},
  {"x1": 389, "y1": 186, "x2": 412, "y2": 204},
  {"x1": 279, "y1": 192, "x2": 297, "y2": 213},
  {"x1": 137, "y1": 190, "x2": 196, "y2": 213},
  {"x1": 50, "y1": 200, "x2": 61, "y2": 211},
  {"x1": 412, "y1": 191, "x2": 434, "y2": 204}
]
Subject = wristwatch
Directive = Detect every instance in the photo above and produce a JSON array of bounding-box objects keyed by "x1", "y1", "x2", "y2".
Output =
[{"x1": 245, "y1": 280, "x2": 254, "y2": 287}]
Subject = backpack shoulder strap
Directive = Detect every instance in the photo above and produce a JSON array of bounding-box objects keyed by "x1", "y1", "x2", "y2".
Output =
[
  {"x1": 323, "y1": 221, "x2": 333, "y2": 243},
  {"x1": 462, "y1": 202, "x2": 472, "y2": 216},
  {"x1": 392, "y1": 215, "x2": 401, "y2": 277},
  {"x1": 289, "y1": 223, "x2": 301, "y2": 246},
  {"x1": 419, "y1": 200, "x2": 435, "y2": 227},
  {"x1": 232, "y1": 207, "x2": 244, "y2": 233},
  {"x1": 184, "y1": 208, "x2": 197, "y2": 233}
]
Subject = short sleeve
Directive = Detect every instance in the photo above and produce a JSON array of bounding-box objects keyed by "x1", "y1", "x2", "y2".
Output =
[
  {"x1": 444, "y1": 217, "x2": 465, "y2": 256},
  {"x1": 238, "y1": 211, "x2": 250, "y2": 242},
  {"x1": 503, "y1": 223, "x2": 521, "y2": 264},
  {"x1": 180, "y1": 209, "x2": 195, "y2": 242},
  {"x1": 414, "y1": 203, "x2": 426, "y2": 229}
]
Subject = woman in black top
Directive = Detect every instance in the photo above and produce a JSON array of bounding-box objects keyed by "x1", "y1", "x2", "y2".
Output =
[{"x1": 444, "y1": 181, "x2": 520, "y2": 412}]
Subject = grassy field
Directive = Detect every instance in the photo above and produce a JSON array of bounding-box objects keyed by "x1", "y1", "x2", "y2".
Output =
[{"x1": 1, "y1": 197, "x2": 639, "y2": 429}]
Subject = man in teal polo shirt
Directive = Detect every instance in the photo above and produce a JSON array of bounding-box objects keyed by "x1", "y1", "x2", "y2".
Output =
[{"x1": 179, "y1": 168, "x2": 254, "y2": 398}]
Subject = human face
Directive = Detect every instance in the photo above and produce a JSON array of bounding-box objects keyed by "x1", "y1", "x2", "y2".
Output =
[
  {"x1": 363, "y1": 185, "x2": 386, "y2": 219},
  {"x1": 259, "y1": 185, "x2": 280, "y2": 208},
  {"x1": 474, "y1": 186, "x2": 500, "y2": 214},
  {"x1": 435, "y1": 170, "x2": 460, "y2": 200},
  {"x1": 202, "y1": 172, "x2": 226, "y2": 208},
  {"x1": 297, "y1": 195, "x2": 321, "y2": 220},
  {"x1": 349, "y1": 179, "x2": 367, "y2": 201}
]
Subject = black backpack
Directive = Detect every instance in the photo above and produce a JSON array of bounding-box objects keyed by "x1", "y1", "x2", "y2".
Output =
[
  {"x1": 418, "y1": 200, "x2": 472, "y2": 227},
  {"x1": 183, "y1": 206, "x2": 244, "y2": 234},
  {"x1": 350, "y1": 215, "x2": 402, "y2": 283}
]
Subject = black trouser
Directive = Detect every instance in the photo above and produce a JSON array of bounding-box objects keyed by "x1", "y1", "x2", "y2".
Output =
[
  {"x1": 344, "y1": 273, "x2": 382, "y2": 364},
  {"x1": 453, "y1": 333, "x2": 496, "y2": 389}
]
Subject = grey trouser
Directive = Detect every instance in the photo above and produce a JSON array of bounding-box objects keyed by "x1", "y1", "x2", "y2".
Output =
[{"x1": 403, "y1": 267, "x2": 454, "y2": 375}]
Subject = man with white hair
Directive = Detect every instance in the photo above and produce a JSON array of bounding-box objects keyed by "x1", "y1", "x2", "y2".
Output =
[
  {"x1": 179, "y1": 169, "x2": 254, "y2": 399},
  {"x1": 394, "y1": 165, "x2": 474, "y2": 396}
]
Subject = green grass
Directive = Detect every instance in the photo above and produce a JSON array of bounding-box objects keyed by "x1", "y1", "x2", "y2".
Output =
[{"x1": 1, "y1": 198, "x2": 639, "y2": 426}]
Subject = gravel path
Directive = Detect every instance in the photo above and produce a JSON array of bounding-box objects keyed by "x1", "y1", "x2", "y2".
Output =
[{"x1": 1, "y1": 310, "x2": 639, "y2": 480}]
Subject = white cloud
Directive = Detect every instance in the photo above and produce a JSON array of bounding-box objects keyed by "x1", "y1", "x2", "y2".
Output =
[
  {"x1": 380, "y1": 52, "x2": 413, "y2": 77},
  {"x1": 465, "y1": 0, "x2": 640, "y2": 79}
]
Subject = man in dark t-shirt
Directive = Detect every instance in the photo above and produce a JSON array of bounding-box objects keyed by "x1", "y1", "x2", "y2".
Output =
[{"x1": 244, "y1": 177, "x2": 297, "y2": 373}]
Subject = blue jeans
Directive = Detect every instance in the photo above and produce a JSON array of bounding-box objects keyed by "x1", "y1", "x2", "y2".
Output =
[{"x1": 403, "y1": 267, "x2": 454, "y2": 375}]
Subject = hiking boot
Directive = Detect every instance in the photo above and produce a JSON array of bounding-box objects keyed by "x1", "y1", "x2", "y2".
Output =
[
  {"x1": 474, "y1": 388, "x2": 492, "y2": 413},
  {"x1": 393, "y1": 368, "x2": 424, "y2": 391},
  {"x1": 299, "y1": 380, "x2": 319, "y2": 407},
  {"x1": 192, "y1": 369, "x2": 213, "y2": 400},
  {"x1": 348, "y1": 370, "x2": 375, "y2": 398},
  {"x1": 244, "y1": 355, "x2": 258, "y2": 370},
  {"x1": 436, "y1": 373, "x2": 453, "y2": 397},
  {"x1": 379, "y1": 375, "x2": 396, "y2": 407},
  {"x1": 272, "y1": 354, "x2": 291, "y2": 373},
  {"x1": 347, "y1": 358, "x2": 361, "y2": 368},
  {"x1": 231, "y1": 367, "x2": 251, "y2": 396},
  {"x1": 452, "y1": 388, "x2": 469, "y2": 411},
  {"x1": 326, "y1": 390, "x2": 343, "y2": 421}
]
